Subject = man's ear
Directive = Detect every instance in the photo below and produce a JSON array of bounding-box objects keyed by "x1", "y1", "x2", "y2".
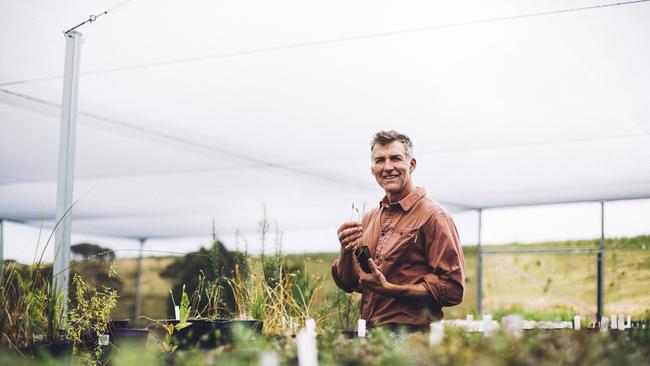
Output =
[{"x1": 409, "y1": 157, "x2": 417, "y2": 173}]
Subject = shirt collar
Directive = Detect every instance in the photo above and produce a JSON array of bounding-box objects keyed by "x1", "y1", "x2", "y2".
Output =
[{"x1": 379, "y1": 187, "x2": 426, "y2": 212}]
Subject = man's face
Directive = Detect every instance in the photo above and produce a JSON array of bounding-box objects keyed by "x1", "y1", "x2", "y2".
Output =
[{"x1": 371, "y1": 141, "x2": 416, "y2": 195}]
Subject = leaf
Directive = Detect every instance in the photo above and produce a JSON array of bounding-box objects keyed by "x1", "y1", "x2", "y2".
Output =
[{"x1": 179, "y1": 286, "x2": 190, "y2": 324}]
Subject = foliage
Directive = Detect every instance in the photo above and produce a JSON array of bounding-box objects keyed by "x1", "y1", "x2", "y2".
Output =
[
  {"x1": 70, "y1": 243, "x2": 115, "y2": 261},
  {"x1": 161, "y1": 242, "x2": 245, "y2": 318},
  {"x1": 0, "y1": 261, "x2": 57, "y2": 353},
  {"x1": 333, "y1": 289, "x2": 361, "y2": 331},
  {"x1": 66, "y1": 267, "x2": 118, "y2": 359},
  {"x1": 3, "y1": 324, "x2": 650, "y2": 365}
]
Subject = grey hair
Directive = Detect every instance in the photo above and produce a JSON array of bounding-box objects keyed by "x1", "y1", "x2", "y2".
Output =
[{"x1": 370, "y1": 130, "x2": 414, "y2": 158}]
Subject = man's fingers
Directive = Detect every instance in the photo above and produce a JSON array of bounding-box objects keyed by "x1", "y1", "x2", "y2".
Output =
[
  {"x1": 338, "y1": 227, "x2": 363, "y2": 245},
  {"x1": 368, "y1": 258, "x2": 380, "y2": 274},
  {"x1": 337, "y1": 221, "x2": 361, "y2": 236},
  {"x1": 344, "y1": 241, "x2": 357, "y2": 251},
  {"x1": 342, "y1": 231, "x2": 362, "y2": 245},
  {"x1": 338, "y1": 226, "x2": 362, "y2": 241},
  {"x1": 358, "y1": 271, "x2": 369, "y2": 283}
]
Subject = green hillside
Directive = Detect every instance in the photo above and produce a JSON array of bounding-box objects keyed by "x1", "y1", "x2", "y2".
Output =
[{"x1": 112, "y1": 235, "x2": 650, "y2": 323}]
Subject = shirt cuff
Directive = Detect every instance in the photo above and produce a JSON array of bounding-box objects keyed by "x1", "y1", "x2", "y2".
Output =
[
  {"x1": 418, "y1": 273, "x2": 448, "y2": 306},
  {"x1": 331, "y1": 262, "x2": 359, "y2": 293}
]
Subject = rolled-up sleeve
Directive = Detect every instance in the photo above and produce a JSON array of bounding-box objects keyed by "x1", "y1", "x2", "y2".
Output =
[
  {"x1": 418, "y1": 213, "x2": 465, "y2": 307},
  {"x1": 331, "y1": 257, "x2": 361, "y2": 293}
]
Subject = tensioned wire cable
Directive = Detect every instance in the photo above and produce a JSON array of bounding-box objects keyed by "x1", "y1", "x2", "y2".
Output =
[
  {"x1": 1, "y1": 0, "x2": 648, "y2": 87},
  {"x1": 63, "y1": 0, "x2": 135, "y2": 35}
]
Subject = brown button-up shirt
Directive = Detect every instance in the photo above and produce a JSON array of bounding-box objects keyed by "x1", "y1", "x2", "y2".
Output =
[{"x1": 331, "y1": 187, "x2": 465, "y2": 326}]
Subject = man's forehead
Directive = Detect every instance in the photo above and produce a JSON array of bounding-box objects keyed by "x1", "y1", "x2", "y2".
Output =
[{"x1": 371, "y1": 142, "x2": 408, "y2": 157}]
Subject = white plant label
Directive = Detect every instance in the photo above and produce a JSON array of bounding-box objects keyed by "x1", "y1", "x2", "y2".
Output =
[
  {"x1": 466, "y1": 314, "x2": 474, "y2": 331},
  {"x1": 574, "y1": 315, "x2": 581, "y2": 330},
  {"x1": 174, "y1": 305, "x2": 180, "y2": 320},
  {"x1": 305, "y1": 318, "x2": 317, "y2": 336},
  {"x1": 296, "y1": 329, "x2": 318, "y2": 366},
  {"x1": 600, "y1": 317, "x2": 609, "y2": 332},
  {"x1": 610, "y1": 314, "x2": 617, "y2": 330},
  {"x1": 429, "y1": 322, "x2": 444, "y2": 345},
  {"x1": 358, "y1": 319, "x2": 367, "y2": 338},
  {"x1": 98, "y1": 334, "x2": 110, "y2": 346},
  {"x1": 259, "y1": 351, "x2": 280, "y2": 366}
]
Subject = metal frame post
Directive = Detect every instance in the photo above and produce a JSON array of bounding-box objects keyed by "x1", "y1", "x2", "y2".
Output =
[
  {"x1": 134, "y1": 238, "x2": 146, "y2": 325},
  {"x1": 477, "y1": 208, "x2": 483, "y2": 315},
  {"x1": 52, "y1": 30, "x2": 83, "y2": 329},
  {"x1": 596, "y1": 201, "x2": 605, "y2": 321}
]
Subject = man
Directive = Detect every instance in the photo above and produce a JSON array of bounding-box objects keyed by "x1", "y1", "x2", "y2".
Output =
[{"x1": 331, "y1": 130, "x2": 465, "y2": 328}]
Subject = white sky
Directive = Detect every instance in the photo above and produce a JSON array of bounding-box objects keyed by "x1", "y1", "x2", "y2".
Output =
[{"x1": 4, "y1": 198, "x2": 649, "y2": 263}]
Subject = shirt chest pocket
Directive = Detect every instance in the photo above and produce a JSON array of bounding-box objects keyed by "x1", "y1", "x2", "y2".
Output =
[{"x1": 381, "y1": 227, "x2": 420, "y2": 262}]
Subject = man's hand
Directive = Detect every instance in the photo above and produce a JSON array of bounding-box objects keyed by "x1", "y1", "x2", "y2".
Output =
[
  {"x1": 359, "y1": 258, "x2": 392, "y2": 293},
  {"x1": 337, "y1": 221, "x2": 363, "y2": 253},
  {"x1": 359, "y1": 259, "x2": 432, "y2": 302}
]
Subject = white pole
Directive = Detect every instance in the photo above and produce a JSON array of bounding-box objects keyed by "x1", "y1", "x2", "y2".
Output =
[
  {"x1": 52, "y1": 30, "x2": 83, "y2": 329},
  {"x1": 476, "y1": 209, "x2": 483, "y2": 316},
  {"x1": 134, "y1": 238, "x2": 146, "y2": 325}
]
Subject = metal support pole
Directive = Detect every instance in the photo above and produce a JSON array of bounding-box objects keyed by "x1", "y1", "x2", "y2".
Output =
[
  {"x1": 596, "y1": 201, "x2": 605, "y2": 321},
  {"x1": 134, "y1": 238, "x2": 146, "y2": 325},
  {"x1": 52, "y1": 30, "x2": 83, "y2": 329},
  {"x1": 477, "y1": 208, "x2": 483, "y2": 316},
  {"x1": 0, "y1": 219, "x2": 4, "y2": 282}
]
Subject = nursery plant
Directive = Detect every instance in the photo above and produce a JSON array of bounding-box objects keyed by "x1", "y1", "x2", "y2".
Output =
[{"x1": 66, "y1": 266, "x2": 118, "y2": 360}]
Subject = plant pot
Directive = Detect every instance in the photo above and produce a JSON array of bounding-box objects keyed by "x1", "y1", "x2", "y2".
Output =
[
  {"x1": 341, "y1": 330, "x2": 358, "y2": 339},
  {"x1": 166, "y1": 319, "x2": 229, "y2": 350},
  {"x1": 109, "y1": 319, "x2": 130, "y2": 330},
  {"x1": 33, "y1": 341, "x2": 73, "y2": 359},
  {"x1": 112, "y1": 328, "x2": 149, "y2": 347},
  {"x1": 222, "y1": 320, "x2": 263, "y2": 343}
]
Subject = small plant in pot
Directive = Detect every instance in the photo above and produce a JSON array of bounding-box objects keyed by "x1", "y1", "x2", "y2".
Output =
[
  {"x1": 0, "y1": 259, "x2": 70, "y2": 358},
  {"x1": 157, "y1": 279, "x2": 227, "y2": 351},
  {"x1": 226, "y1": 266, "x2": 265, "y2": 340},
  {"x1": 66, "y1": 269, "x2": 118, "y2": 361}
]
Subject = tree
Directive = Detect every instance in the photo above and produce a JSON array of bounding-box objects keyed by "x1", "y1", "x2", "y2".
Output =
[{"x1": 70, "y1": 243, "x2": 115, "y2": 261}]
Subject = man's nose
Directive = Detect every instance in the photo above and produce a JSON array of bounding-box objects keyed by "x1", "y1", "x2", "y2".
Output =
[{"x1": 382, "y1": 161, "x2": 394, "y2": 171}]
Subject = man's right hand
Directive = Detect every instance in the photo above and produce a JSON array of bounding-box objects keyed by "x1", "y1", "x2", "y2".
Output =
[{"x1": 337, "y1": 221, "x2": 363, "y2": 253}]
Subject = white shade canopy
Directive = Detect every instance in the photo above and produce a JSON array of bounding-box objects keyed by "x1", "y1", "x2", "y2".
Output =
[{"x1": 1, "y1": 0, "x2": 649, "y2": 242}]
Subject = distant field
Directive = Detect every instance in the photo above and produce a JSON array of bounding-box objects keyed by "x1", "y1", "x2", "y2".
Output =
[
  {"x1": 111, "y1": 235, "x2": 650, "y2": 323},
  {"x1": 111, "y1": 256, "x2": 175, "y2": 322}
]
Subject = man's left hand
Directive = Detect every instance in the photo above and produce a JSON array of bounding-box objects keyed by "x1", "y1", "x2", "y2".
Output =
[{"x1": 359, "y1": 258, "x2": 392, "y2": 294}]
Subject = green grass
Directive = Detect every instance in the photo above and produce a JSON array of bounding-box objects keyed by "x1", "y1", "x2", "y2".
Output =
[{"x1": 107, "y1": 235, "x2": 650, "y2": 323}]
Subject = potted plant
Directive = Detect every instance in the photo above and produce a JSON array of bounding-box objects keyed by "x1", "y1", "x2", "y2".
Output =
[
  {"x1": 154, "y1": 279, "x2": 227, "y2": 350},
  {"x1": 66, "y1": 270, "x2": 118, "y2": 361}
]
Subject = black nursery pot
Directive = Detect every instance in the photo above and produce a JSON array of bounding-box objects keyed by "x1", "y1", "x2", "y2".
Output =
[
  {"x1": 168, "y1": 319, "x2": 230, "y2": 350},
  {"x1": 112, "y1": 328, "x2": 150, "y2": 347},
  {"x1": 109, "y1": 319, "x2": 130, "y2": 330},
  {"x1": 222, "y1": 320, "x2": 263, "y2": 343},
  {"x1": 33, "y1": 341, "x2": 73, "y2": 359}
]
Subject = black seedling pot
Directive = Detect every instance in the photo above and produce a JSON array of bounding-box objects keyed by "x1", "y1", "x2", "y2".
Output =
[
  {"x1": 167, "y1": 319, "x2": 230, "y2": 349},
  {"x1": 112, "y1": 328, "x2": 149, "y2": 347},
  {"x1": 222, "y1": 320, "x2": 263, "y2": 343}
]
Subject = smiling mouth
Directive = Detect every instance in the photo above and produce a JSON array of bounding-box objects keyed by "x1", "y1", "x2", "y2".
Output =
[{"x1": 383, "y1": 175, "x2": 398, "y2": 180}]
